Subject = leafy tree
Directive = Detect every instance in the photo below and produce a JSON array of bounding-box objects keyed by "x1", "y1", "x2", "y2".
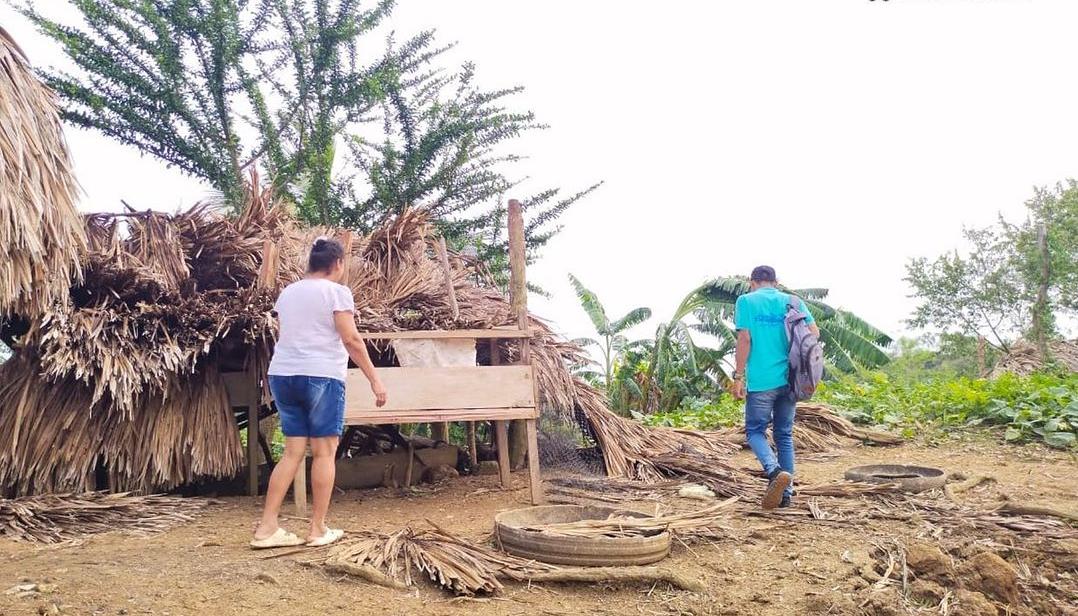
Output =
[
  {"x1": 16, "y1": 0, "x2": 595, "y2": 258},
  {"x1": 906, "y1": 181, "x2": 1078, "y2": 353},
  {"x1": 568, "y1": 274, "x2": 651, "y2": 396}
]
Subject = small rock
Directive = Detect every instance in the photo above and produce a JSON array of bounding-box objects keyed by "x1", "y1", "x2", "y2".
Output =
[
  {"x1": 6, "y1": 584, "x2": 38, "y2": 595},
  {"x1": 954, "y1": 590, "x2": 999, "y2": 616},
  {"x1": 254, "y1": 573, "x2": 280, "y2": 585},
  {"x1": 906, "y1": 541, "x2": 956, "y2": 584},
  {"x1": 957, "y1": 552, "x2": 1019, "y2": 605}
]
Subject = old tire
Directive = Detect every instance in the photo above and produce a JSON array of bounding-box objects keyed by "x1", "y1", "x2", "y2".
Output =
[
  {"x1": 844, "y1": 464, "x2": 946, "y2": 493},
  {"x1": 494, "y1": 505, "x2": 671, "y2": 567}
]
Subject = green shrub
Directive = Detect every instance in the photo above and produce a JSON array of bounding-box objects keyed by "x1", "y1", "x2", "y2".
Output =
[
  {"x1": 641, "y1": 396, "x2": 743, "y2": 430},
  {"x1": 817, "y1": 371, "x2": 1077, "y2": 448}
]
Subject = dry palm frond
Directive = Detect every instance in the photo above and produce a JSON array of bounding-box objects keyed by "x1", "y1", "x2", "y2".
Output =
[
  {"x1": 318, "y1": 526, "x2": 557, "y2": 595},
  {"x1": 0, "y1": 26, "x2": 85, "y2": 318},
  {"x1": 0, "y1": 492, "x2": 207, "y2": 543}
]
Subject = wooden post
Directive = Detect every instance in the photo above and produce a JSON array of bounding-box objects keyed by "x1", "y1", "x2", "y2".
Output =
[
  {"x1": 466, "y1": 422, "x2": 478, "y2": 468},
  {"x1": 249, "y1": 240, "x2": 279, "y2": 497},
  {"x1": 247, "y1": 378, "x2": 260, "y2": 497},
  {"x1": 494, "y1": 420, "x2": 511, "y2": 489},
  {"x1": 525, "y1": 418, "x2": 542, "y2": 505},
  {"x1": 507, "y1": 199, "x2": 529, "y2": 470},
  {"x1": 429, "y1": 236, "x2": 458, "y2": 444},
  {"x1": 435, "y1": 237, "x2": 459, "y2": 321}
]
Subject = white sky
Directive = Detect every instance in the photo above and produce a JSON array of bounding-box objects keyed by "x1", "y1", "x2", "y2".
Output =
[{"x1": 3, "y1": 0, "x2": 1077, "y2": 348}]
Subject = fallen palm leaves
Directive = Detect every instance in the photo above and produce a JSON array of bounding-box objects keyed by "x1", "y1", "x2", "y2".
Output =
[
  {"x1": 310, "y1": 523, "x2": 707, "y2": 595},
  {"x1": 0, "y1": 492, "x2": 207, "y2": 543}
]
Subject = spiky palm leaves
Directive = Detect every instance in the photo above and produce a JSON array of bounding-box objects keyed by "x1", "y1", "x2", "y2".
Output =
[
  {"x1": 632, "y1": 277, "x2": 892, "y2": 413},
  {"x1": 568, "y1": 274, "x2": 651, "y2": 402},
  {"x1": 0, "y1": 27, "x2": 85, "y2": 319},
  {"x1": 686, "y1": 277, "x2": 893, "y2": 372}
]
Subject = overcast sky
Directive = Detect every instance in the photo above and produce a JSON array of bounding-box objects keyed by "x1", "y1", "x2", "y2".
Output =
[{"x1": 3, "y1": 0, "x2": 1076, "y2": 348}]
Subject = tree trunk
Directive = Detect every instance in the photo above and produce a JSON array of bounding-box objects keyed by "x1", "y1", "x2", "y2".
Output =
[
  {"x1": 1032, "y1": 222, "x2": 1051, "y2": 360},
  {"x1": 507, "y1": 199, "x2": 529, "y2": 470}
]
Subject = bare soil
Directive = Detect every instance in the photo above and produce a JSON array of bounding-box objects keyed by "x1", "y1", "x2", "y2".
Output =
[{"x1": 1, "y1": 437, "x2": 1075, "y2": 616}]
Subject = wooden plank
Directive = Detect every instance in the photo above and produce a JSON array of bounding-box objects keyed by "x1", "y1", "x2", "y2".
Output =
[
  {"x1": 344, "y1": 366, "x2": 535, "y2": 412},
  {"x1": 525, "y1": 418, "x2": 543, "y2": 505},
  {"x1": 345, "y1": 407, "x2": 538, "y2": 425},
  {"x1": 494, "y1": 420, "x2": 511, "y2": 489},
  {"x1": 357, "y1": 329, "x2": 533, "y2": 340}
]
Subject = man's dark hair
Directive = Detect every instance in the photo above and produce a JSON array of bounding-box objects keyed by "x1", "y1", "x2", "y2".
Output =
[
  {"x1": 309, "y1": 237, "x2": 345, "y2": 273},
  {"x1": 750, "y1": 265, "x2": 777, "y2": 282}
]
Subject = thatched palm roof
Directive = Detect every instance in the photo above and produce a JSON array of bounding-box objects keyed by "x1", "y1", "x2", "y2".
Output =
[
  {"x1": 0, "y1": 173, "x2": 594, "y2": 495},
  {"x1": 0, "y1": 26, "x2": 85, "y2": 319}
]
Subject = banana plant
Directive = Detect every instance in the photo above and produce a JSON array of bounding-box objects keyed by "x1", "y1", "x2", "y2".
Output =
[
  {"x1": 639, "y1": 276, "x2": 892, "y2": 412},
  {"x1": 568, "y1": 274, "x2": 652, "y2": 397}
]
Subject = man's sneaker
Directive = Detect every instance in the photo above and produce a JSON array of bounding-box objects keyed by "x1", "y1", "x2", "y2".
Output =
[
  {"x1": 762, "y1": 470, "x2": 792, "y2": 510},
  {"x1": 778, "y1": 494, "x2": 792, "y2": 508}
]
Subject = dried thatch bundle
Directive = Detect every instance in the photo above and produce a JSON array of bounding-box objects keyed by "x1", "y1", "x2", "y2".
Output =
[
  {"x1": 320, "y1": 526, "x2": 558, "y2": 595},
  {"x1": 0, "y1": 491, "x2": 207, "y2": 543},
  {"x1": 0, "y1": 26, "x2": 85, "y2": 318},
  {"x1": 991, "y1": 339, "x2": 1078, "y2": 377},
  {"x1": 0, "y1": 355, "x2": 243, "y2": 496}
]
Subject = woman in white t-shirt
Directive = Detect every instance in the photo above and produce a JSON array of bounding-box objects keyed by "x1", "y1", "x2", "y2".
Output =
[{"x1": 251, "y1": 238, "x2": 387, "y2": 549}]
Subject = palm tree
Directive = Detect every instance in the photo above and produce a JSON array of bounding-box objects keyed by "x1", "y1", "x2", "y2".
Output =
[
  {"x1": 640, "y1": 277, "x2": 892, "y2": 412},
  {"x1": 568, "y1": 274, "x2": 652, "y2": 396}
]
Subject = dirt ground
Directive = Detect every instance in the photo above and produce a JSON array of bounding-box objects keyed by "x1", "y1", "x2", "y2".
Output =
[{"x1": 1, "y1": 437, "x2": 1075, "y2": 616}]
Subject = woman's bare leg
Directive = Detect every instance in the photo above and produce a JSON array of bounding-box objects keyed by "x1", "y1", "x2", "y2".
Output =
[
  {"x1": 307, "y1": 436, "x2": 339, "y2": 540},
  {"x1": 253, "y1": 436, "x2": 307, "y2": 539}
]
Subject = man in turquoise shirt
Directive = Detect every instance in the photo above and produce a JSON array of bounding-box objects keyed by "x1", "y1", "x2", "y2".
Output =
[{"x1": 733, "y1": 266, "x2": 818, "y2": 509}]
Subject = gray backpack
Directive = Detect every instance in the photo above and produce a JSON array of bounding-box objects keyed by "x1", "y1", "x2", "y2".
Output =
[{"x1": 785, "y1": 296, "x2": 824, "y2": 401}]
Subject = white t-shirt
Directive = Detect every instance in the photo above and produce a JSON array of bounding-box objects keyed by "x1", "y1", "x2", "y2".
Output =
[{"x1": 267, "y1": 278, "x2": 356, "y2": 382}]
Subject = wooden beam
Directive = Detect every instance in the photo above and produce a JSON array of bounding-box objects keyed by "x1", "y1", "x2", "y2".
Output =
[
  {"x1": 339, "y1": 231, "x2": 354, "y2": 287},
  {"x1": 357, "y1": 329, "x2": 532, "y2": 340},
  {"x1": 494, "y1": 420, "x2": 511, "y2": 489},
  {"x1": 344, "y1": 366, "x2": 536, "y2": 413}
]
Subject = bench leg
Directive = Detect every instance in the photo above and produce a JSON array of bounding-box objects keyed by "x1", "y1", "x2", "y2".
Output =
[
  {"x1": 525, "y1": 418, "x2": 543, "y2": 505},
  {"x1": 293, "y1": 448, "x2": 308, "y2": 517},
  {"x1": 494, "y1": 420, "x2": 511, "y2": 489}
]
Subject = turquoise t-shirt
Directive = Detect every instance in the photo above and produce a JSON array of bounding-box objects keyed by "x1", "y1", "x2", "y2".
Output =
[{"x1": 734, "y1": 287, "x2": 815, "y2": 392}]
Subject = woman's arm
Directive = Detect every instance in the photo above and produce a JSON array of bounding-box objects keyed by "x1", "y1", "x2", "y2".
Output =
[{"x1": 334, "y1": 312, "x2": 388, "y2": 407}]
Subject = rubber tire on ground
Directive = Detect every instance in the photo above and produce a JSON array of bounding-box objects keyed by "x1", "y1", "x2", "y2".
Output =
[
  {"x1": 495, "y1": 505, "x2": 671, "y2": 567},
  {"x1": 844, "y1": 464, "x2": 947, "y2": 493}
]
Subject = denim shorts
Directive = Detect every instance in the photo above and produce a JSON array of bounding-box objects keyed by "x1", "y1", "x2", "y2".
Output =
[{"x1": 268, "y1": 375, "x2": 345, "y2": 438}]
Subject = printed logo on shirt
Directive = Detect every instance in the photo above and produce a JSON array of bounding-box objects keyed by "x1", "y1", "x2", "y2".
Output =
[{"x1": 753, "y1": 314, "x2": 785, "y2": 326}]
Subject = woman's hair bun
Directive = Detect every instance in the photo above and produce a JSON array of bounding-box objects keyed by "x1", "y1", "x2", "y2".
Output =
[{"x1": 308, "y1": 236, "x2": 345, "y2": 273}]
